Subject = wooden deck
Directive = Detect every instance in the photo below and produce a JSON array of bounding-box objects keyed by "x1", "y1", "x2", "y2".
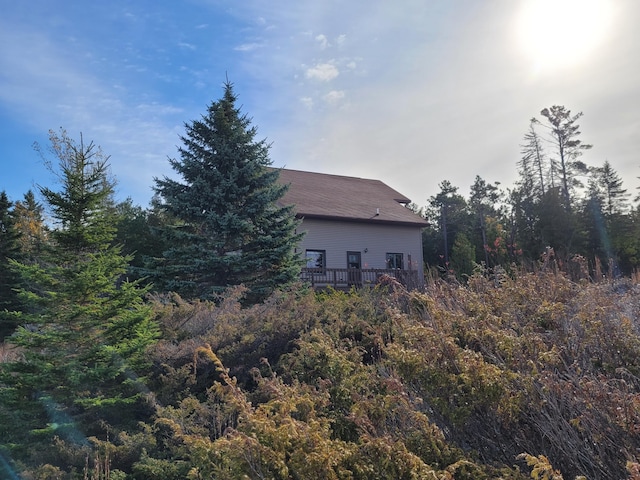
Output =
[{"x1": 300, "y1": 268, "x2": 421, "y2": 290}]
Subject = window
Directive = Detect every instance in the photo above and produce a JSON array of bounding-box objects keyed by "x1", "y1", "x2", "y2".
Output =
[
  {"x1": 386, "y1": 253, "x2": 404, "y2": 269},
  {"x1": 305, "y1": 249, "x2": 326, "y2": 269}
]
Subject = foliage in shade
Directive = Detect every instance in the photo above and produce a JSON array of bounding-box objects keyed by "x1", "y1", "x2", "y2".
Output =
[
  {"x1": 11, "y1": 190, "x2": 48, "y2": 262},
  {"x1": 0, "y1": 191, "x2": 23, "y2": 340},
  {"x1": 112, "y1": 197, "x2": 169, "y2": 279},
  {"x1": 152, "y1": 81, "x2": 302, "y2": 303}
]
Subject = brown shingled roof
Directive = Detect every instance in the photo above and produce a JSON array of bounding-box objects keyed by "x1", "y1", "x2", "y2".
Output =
[{"x1": 275, "y1": 168, "x2": 428, "y2": 227}]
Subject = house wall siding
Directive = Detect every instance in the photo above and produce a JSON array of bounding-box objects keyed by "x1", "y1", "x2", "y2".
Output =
[{"x1": 296, "y1": 218, "x2": 425, "y2": 279}]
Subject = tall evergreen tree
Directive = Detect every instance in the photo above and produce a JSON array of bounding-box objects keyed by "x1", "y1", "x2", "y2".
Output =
[
  {"x1": 519, "y1": 119, "x2": 548, "y2": 199},
  {"x1": 538, "y1": 105, "x2": 592, "y2": 210},
  {"x1": 587, "y1": 162, "x2": 633, "y2": 275},
  {"x1": 0, "y1": 130, "x2": 159, "y2": 459},
  {"x1": 537, "y1": 187, "x2": 576, "y2": 258},
  {"x1": 12, "y1": 190, "x2": 47, "y2": 261},
  {"x1": 505, "y1": 186, "x2": 541, "y2": 266},
  {"x1": 0, "y1": 191, "x2": 22, "y2": 339},
  {"x1": 152, "y1": 82, "x2": 302, "y2": 302},
  {"x1": 426, "y1": 180, "x2": 469, "y2": 271},
  {"x1": 579, "y1": 182, "x2": 610, "y2": 275},
  {"x1": 595, "y1": 160, "x2": 629, "y2": 217},
  {"x1": 468, "y1": 176, "x2": 502, "y2": 268}
]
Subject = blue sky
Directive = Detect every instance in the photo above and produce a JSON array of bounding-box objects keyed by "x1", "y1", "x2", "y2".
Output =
[{"x1": 1, "y1": 0, "x2": 639, "y2": 209}]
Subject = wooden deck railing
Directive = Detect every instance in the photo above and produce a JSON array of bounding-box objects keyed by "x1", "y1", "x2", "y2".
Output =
[{"x1": 300, "y1": 268, "x2": 421, "y2": 290}]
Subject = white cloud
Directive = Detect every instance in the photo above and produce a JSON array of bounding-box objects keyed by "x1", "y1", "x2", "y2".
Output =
[
  {"x1": 300, "y1": 97, "x2": 314, "y2": 109},
  {"x1": 305, "y1": 63, "x2": 339, "y2": 81},
  {"x1": 178, "y1": 42, "x2": 196, "y2": 50},
  {"x1": 234, "y1": 42, "x2": 263, "y2": 52},
  {"x1": 323, "y1": 90, "x2": 345, "y2": 104},
  {"x1": 315, "y1": 34, "x2": 328, "y2": 49}
]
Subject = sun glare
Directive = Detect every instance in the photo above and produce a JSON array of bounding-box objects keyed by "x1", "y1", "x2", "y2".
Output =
[{"x1": 517, "y1": 0, "x2": 612, "y2": 73}]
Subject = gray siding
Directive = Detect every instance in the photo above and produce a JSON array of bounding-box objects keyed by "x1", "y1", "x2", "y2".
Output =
[{"x1": 295, "y1": 218, "x2": 424, "y2": 279}]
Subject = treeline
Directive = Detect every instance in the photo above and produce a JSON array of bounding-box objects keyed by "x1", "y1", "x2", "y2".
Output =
[{"x1": 422, "y1": 106, "x2": 639, "y2": 281}]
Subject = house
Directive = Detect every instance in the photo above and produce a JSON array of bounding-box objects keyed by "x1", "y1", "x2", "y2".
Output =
[{"x1": 275, "y1": 168, "x2": 428, "y2": 289}]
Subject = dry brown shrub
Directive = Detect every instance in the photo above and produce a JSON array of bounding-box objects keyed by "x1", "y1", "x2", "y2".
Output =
[{"x1": 400, "y1": 271, "x2": 640, "y2": 478}]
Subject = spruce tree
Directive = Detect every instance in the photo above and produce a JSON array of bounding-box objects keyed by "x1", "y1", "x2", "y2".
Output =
[
  {"x1": 587, "y1": 161, "x2": 633, "y2": 275},
  {"x1": 152, "y1": 82, "x2": 302, "y2": 302},
  {"x1": 468, "y1": 176, "x2": 502, "y2": 268},
  {"x1": 0, "y1": 191, "x2": 22, "y2": 339},
  {"x1": 506, "y1": 186, "x2": 541, "y2": 266},
  {"x1": 12, "y1": 190, "x2": 47, "y2": 261},
  {"x1": 596, "y1": 161, "x2": 630, "y2": 218},
  {"x1": 426, "y1": 180, "x2": 469, "y2": 269},
  {"x1": 0, "y1": 130, "x2": 159, "y2": 459}
]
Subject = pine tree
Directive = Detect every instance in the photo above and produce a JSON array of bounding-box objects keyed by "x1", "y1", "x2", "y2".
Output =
[
  {"x1": 0, "y1": 130, "x2": 159, "y2": 456},
  {"x1": 579, "y1": 182, "x2": 610, "y2": 275},
  {"x1": 538, "y1": 105, "x2": 592, "y2": 210},
  {"x1": 537, "y1": 187, "x2": 575, "y2": 258},
  {"x1": 152, "y1": 82, "x2": 302, "y2": 302}
]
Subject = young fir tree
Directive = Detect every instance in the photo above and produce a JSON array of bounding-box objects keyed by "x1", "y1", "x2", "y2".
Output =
[
  {"x1": 152, "y1": 82, "x2": 302, "y2": 302},
  {"x1": 0, "y1": 130, "x2": 159, "y2": 460}
]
